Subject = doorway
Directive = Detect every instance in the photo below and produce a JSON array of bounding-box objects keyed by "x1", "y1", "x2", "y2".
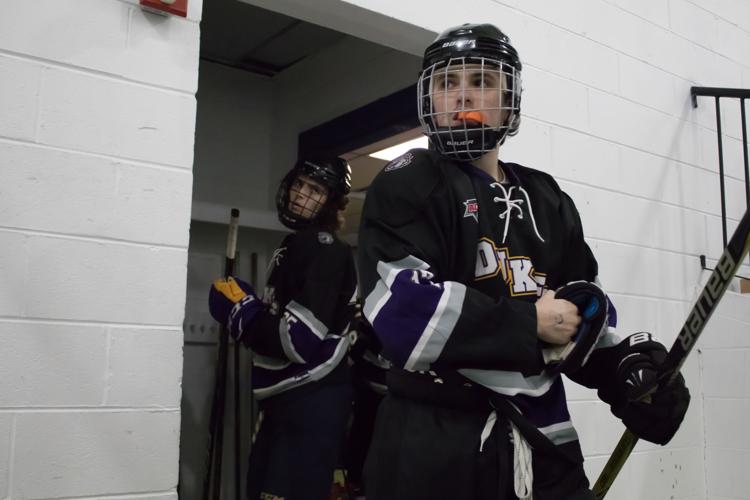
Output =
[{"x1": 180, "y1": 1, "x2": 427, "y2": 498}]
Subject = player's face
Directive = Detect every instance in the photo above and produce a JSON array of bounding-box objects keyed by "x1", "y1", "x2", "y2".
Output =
[
  {"x1": 288, "y1": 174, "x2": 329, "y2": 219},
  {"x1": 429, "y1": 62, "x2": 505, "y2": 128}
]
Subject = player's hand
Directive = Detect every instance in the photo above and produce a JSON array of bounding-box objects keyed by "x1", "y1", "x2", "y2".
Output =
[
  {"x1": 612, "y1": 334, "x2": 690, "y2": 445},
  {"x1": 535, "y1": 289, "x2": 581, "y2": 345},
  {"x1": 208, "y1": 276, "x2": 262, "y2": 341}
]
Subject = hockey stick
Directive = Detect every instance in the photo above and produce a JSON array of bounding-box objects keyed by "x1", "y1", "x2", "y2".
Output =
[
  {"x1": 234, "y1": 304, "x2": 241, "y2": 500},
  {"x1": 238, "y1": 252, "x2": 258, "y2": 500},
  {"x1": 592, "y1": 208, "x2": 750, "y2": 499},
  {"x1": 203, "y1": 208, "x2": 240, "y2": 500}
]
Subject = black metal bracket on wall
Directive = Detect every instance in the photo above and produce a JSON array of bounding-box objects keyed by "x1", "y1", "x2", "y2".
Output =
[
  {"x1": 691, "y1": 86, "x2": 750, "y2": 252},
  {"x1": 700, "y1": 253, "x2": 749, "y2": 281}
]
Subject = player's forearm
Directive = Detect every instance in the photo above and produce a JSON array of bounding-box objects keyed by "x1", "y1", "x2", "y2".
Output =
[
  {"x1": 435, "y1": 294, "x2": 542, "y2": 372},
  {"x1": 242, "y1": 309, "x2": 285, "y2": 358},
  {"x1": 361, "y1": 255, "x2": 541, "y2": 372}
]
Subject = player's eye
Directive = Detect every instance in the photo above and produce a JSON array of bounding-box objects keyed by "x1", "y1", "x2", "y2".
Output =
[
  {"x1": 434, "y1": 74, "x2": 458, "y2": 90},
  {"x1": 471, "y1": 75, "x2": 488, "y2": 88}
]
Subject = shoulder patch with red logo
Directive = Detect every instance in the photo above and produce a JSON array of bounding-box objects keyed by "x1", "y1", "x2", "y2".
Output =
[{"x1": 463, "y1": 198, "x2": 479, "y2": 222}]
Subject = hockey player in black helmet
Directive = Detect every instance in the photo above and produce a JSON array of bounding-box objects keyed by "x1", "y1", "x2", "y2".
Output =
[
  {"x1": 276, "y1": 157, "x2": 353, "y2": 230},
  {"x1": 209, "y1": 157, "x2": 357, "y2": 500},
  {"x1": 358, "y1": 23, "x2": 690, "y2": 499},
  {"x1": 418, "y1": 23, "x2": 522, "y2": 162}
]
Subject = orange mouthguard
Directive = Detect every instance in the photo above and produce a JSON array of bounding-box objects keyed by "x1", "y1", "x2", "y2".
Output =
[{"x1": 456, "y1": 111, "x2": 486, "y2": 124}]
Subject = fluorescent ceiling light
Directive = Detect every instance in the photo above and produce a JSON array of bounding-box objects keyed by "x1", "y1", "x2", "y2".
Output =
[{"x1": 369, "y1": 135, "x2": 428, "y2": 161}]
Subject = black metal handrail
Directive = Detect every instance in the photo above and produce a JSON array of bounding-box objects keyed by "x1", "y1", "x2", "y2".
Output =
[{"x1": 691, "y1": 87, "x2": 750, "y2": 248}]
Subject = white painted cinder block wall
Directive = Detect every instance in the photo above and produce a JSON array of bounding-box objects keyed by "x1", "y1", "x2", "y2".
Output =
[
  {"x1": 2, "y1": 0, "x2": 749, "y2": 498},
  {"x1": 699, "y1": 292, "x2": 750, "y2": 500},
  {"x1": 0, "y1": 0, "x2": 201, "y2": 498}
]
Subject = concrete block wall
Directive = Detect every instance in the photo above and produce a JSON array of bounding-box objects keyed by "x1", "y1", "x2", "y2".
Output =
[
  {"x1": 0, "y1": 0, "x2": 201, "y2": 498},
  {"x1": 699, "y1": 292, "x2": 750, "y2": 500}
]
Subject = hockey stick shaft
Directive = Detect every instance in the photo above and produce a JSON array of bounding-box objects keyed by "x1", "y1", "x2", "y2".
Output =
[
  {"x1": 234, "y1": 326, "x2": 241, "y2": 500},
  {"x1": 592, "y1": 209, "x2": 750, "y2": 499},
  {"x1": 204, "y1": 208, "x2": 240, "y2": 500}
]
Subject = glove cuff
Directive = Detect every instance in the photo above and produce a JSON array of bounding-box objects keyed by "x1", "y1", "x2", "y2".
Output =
[
  {"x1": 544, "y1": 280, "x2": 608, "y2": 375},
  {"x1": 227, "y1": 294, "x2": 262, "y2": 341}
]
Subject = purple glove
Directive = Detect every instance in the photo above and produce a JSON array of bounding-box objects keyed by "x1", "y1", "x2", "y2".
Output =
[{"x1": 208, "y1": 276, "x2": 263, "y2": 341}]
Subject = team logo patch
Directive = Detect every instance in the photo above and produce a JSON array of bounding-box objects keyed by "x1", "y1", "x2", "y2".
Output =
[
  {"x1": 384, "y1": 152, "x2": 414, "y2": 172},
  {"x1": 463, "y1": 198, "x2": 479, "y2": 222},
  {"x1": 318, "y1": 231, "x2": 334, "y2": 244}
]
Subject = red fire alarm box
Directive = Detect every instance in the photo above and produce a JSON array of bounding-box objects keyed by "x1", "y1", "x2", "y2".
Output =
[{"x1": 140, "y1": 0, "x2": 188, "y2": 18}]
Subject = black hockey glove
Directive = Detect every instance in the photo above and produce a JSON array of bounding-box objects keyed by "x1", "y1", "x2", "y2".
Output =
[
  {"x1": 348, "y1": 310, "x2": 382, "y2": 361},
  {"x1": 348, "y1": 310, "x2": 391, "y2": 393},
  {"x1": 543, "y1": 281, "x2": 608, "y2": 375},
  {"x1": 610, "y1": 332, "x2": 690, "y2": 445}
]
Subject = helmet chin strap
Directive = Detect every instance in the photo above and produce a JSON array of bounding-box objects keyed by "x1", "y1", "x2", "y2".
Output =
[{"x1": 429, "y1": 125, "x2": 505, "y2": 162}]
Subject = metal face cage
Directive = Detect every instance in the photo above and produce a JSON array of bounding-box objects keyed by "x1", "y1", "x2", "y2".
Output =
[{"x1": 417, "y1": 57, "x2": 521, "y2": 161}]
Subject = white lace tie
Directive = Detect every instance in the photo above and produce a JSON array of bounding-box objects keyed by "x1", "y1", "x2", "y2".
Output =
[
  {"x1": 490, "y1": 182, "x2": 545, "y2": 244},
  {"x1": 510, "y1": 420, "x2": 533, "y2": 499},
  {"x1": 477, "y1": 409, "x2": 533, "y2": 499},
  {"x1": 479, "y1": 410, "x2": 497, "y2": 453}
]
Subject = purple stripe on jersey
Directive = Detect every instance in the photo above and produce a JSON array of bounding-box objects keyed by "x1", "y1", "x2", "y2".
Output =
[
  {"x1": 508, "y1": 377, "x2": 571, "y2": 428},
  {"x1": 284, "y1": 313, "x2": 324, "y2": 361},
  {"x1": 252, "y1": 337, "x2": 341, "y2": 389},
  {"x1": 606, "y1": 295, "x2": 617, "y2": 328},
  {"x1": 372, "y1": 268, "x2": 444, "y2": 368}
]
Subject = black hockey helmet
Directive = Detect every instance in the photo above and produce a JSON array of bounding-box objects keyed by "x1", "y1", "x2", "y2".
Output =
[
  {"x1": 418, "y1": 23, "x2": 523, "y2": 161},
  {"x1": 276, "y1": 157, "x2": 352, "y2": 230}
]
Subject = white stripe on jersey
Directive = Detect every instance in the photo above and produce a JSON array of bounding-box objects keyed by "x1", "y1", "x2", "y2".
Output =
[
  {"x1": 287, "y1": 300, "x2": 327, "y2": 340},
  {"x1": 278, "y1": 316, "x2": 306, "y2": 364},
  {"x1": 405, "y1": 281, "x2": 466, "y2": 371},
  {"x1": 458, "y1": 368, "x2": 557, "y2": 397},
  {"x1": 253, "y1": 336, "x2": 349, "y2": 399},
  {"x1": 364, "y1": 256, "x2": 430, "y2": 324},
  {"x1": 539, "y1": 420, "x2": 579, "y2": 446}
]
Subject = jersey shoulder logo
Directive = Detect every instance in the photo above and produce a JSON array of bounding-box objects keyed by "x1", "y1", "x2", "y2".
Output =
[
  {"x1": 267, "y1": 246, "x2": 287, "y2": 273},
  {"x1": 318, "y1": 231, "x2": 334, "y2": 244},
  {"x1": 384, "y1": 151, "x2": 414, "y2": 172},
  {"x1": 463, "y1": 198, "x2": 479, "y2": 222}
]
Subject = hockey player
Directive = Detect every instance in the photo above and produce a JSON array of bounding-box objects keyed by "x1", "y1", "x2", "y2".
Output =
[
  {"x1": 357, "y1": 24, "x2": 690, "y2": 500},
  {"x1": 209, "y1": 157, "x2": 357, "y2": 500}
]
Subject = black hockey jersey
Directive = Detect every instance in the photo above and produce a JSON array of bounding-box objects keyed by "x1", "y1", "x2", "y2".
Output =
[
  {"x1": 358, "y1": 149, "x2": 621, "y2": 472},
  {"x1": 247, "y1": 227, "x2": 357, "y2": 400}
]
